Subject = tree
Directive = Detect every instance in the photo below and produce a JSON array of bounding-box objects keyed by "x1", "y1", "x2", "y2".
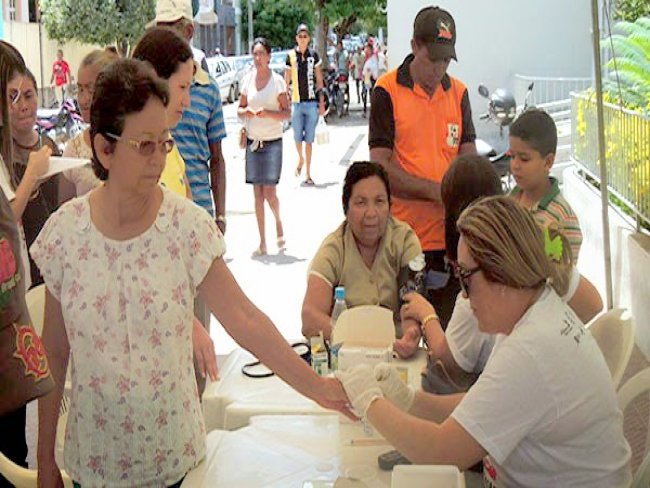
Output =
[
  {"x1": 40, "y1": 0, "x2": 156, "y2": 57},
  {"x1": 602, "y1": 16, "x2": 650, "y2": 109},
  {"x1": 614, "y1": 0, "x2": 650, "y2": 22},
  {"x1": 241, "y1": 0, "x2": 315, "y2": 51}
]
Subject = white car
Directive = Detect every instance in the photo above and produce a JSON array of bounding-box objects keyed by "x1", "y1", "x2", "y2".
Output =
[{"x1": 206, "y1": 56, "x2": 238, "y2": 104}]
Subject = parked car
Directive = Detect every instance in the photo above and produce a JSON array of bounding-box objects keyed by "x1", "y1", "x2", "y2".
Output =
[
  {"x1": 206, "y1": 56, "x2": 238, "y2": 103},
  {"x1": 227, "y1": 55, "x2": 253, "y2": 99},
  {"x1": 269, "y1": 50, "x2": 290, "y2": 77}
]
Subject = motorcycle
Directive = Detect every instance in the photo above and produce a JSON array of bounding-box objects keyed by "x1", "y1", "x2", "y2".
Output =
[
  {"x1": 36, "y1": 98, "x2": 84, "y2": 152},
  {"x1": 475, "y1": 82, "x2": 534, "y2": 189}
]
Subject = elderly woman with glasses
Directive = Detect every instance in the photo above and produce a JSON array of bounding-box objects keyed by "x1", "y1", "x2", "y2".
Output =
[
  {"x1": 33, "y1": 59, "x2": 352, "y2": 488},
  {"x1": 337, "y1": 195, "x2": 631, "y2": 487}
]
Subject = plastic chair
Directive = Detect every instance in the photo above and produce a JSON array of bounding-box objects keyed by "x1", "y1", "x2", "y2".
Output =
[
  {"x1": 25, "y1": 284, "x2": 46, "y2": 336},
  {"x1": 0, "y1": 451, "x2": 73, "y2": 488},
  {"x1": 617, "y1": 367, "x2": 650, "y2": 488},
  {"x1": 332, "y1": 305, "x2": 395, "y2": 347},
  {"x1": 392, "y1": 464, "x2": 466, "y2": 487},
  {"x1": 586, "y1": 308, "x2": 635, "y2": 389}
]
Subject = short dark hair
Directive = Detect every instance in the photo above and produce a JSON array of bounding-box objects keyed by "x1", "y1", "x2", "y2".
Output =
[
  {"x1": 89, "y1": 59, "x2": 169, "y2": 181},
  {"x1": 252, "y1": 37, "x2": 271, "y2": 55},
  {"x1": 441, "y1": 154, "x2": 503, "y2": 261},
  {"x1": 132, "y1": 27, "x2": 193, "y2": 80},
  {"x1": 342, "y1": 161, "x2": 391, "y2": 214},
  {"x1": 509, "y1": 108, "x2": 557, "y2": 157}
]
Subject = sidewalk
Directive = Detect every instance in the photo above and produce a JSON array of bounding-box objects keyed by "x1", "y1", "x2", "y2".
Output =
[{"x1": 213, "y1": 101, "x2": 371, "y2": 354}]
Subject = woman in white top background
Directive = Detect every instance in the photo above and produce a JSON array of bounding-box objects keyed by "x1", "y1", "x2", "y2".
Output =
[{"x1": 238, "y1": 37, "x2": 291, "y2": 257}]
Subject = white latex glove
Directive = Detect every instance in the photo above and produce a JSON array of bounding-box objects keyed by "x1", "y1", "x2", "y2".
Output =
[
  {"x1": 374, "y1": 363, "x2": 415, "y2": 413},
  {"x1": 336, "y1": 364, "x2": 383, "y2": 418}
]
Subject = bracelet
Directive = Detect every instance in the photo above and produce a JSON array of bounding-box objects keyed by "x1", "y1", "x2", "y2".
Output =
[
  {"x1": 420, "y1": 313, "x2": 439, "y2": 327},
  {"x1": 216, "y1": 215, "x2": 226, "y2": 223}
]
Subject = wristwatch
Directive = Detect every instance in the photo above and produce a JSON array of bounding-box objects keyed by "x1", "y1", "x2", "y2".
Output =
[{"x1": 216, "y1": 215, "x2": 226, "y2": 224}]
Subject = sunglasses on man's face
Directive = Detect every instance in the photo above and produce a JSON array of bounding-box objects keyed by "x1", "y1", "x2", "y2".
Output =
[{"x1": 453, "y1": 262, "x2": 481, "y2": 296}]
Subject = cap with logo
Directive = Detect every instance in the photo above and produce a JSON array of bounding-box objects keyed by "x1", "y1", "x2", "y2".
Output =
[
  {"x1": 147, "y1": 0, "x2": 193, "y2": 28},
  {"x1": 296, "y1": 23, "x2": 310, "y2": 35},
  {"x1": 413, "y1": 6, "x2": 457, "y2": 61}
]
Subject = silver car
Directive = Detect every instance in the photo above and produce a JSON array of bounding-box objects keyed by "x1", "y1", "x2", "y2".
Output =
[{"x1": 206, "y1": 56, "x2": 239, "y2": 104}]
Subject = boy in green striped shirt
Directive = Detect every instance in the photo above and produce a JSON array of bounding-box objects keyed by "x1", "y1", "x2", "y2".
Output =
[{"x1": 508, "y1": 109, "x2": 582, "y2": 261}]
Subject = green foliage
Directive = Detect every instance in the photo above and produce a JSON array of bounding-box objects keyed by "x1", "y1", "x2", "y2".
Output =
[
  {"x1": 241, "y1": 0, "x2": 315, "y2": 50},
  {"x1": 322, "y1": 0, "x2": 386, "y2": 38},
  {"x1": 614, "y1": 0, "x2": 650, "y2": 22},
  {"x1": 40, "y1": 0, "x2": 156, "y2": 56},
  {"x1": 602, "y1": 17, "x2": 650, "y2": 110},
  {"x1": 573, "y1": 93, "x2": 650, "y2": 228}
]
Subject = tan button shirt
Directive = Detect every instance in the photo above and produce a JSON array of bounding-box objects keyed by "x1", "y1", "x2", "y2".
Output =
[{"x1": 309, "y1": 216, "x2": 421, "y2": 334}]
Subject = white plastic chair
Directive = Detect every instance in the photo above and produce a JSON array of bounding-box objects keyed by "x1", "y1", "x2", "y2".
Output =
[
  {"x1": 586, "y1": 308, "x2": 635, "y2": 389},
  {"x1": 617, "y1": 367, "x2": 650, "y2": 488},
  {"x1": 331, "y1": 305, "x2": 395, "y2": 347},
  {"x1": 392, "y1": 464, "x2": 466, "y2": 488},
  {"x1": 0, "y1": 451, "x2": 72, "y2": 488}
]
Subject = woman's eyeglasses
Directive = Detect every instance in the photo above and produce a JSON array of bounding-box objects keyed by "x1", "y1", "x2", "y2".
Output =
[
  {"x1": 106, "y1": 133, "x2": 175, "y2": 157},
  {"x1": 453, "y1": 263, "x2": 481, "y2": 296}
]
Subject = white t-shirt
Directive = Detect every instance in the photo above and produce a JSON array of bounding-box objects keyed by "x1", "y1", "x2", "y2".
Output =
[
  {"x1": 446, "y1": 267, "x2": 582, "y2": 374},
  {"x1": 240, "y1": 70, "x2": 287, "y2": 141},
  {"x1": 0, "y1": 161, "x2": 31, "y2": 291},
  {"x1": 452, "y1": 287, "x2": 632, "y2": 488},
  {"x1": 362, "y1": 56, "x2": 379, "y2": 83}
]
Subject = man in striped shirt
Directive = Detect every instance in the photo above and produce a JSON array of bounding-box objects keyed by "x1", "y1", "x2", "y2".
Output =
[
  {"x1": 152, "y1": 0, "x2": 227, "y2": 234},
  {"x1": 509, "y1": 109, "x2": 582, "y2": 261}
]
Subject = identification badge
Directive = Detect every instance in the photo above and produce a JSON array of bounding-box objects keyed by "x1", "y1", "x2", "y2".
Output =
[{"x1": 447, "y1": 123, "x2": 460, "y2": 148}]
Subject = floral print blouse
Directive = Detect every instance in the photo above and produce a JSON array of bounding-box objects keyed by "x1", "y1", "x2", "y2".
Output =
[{"x1": 31, "y1": 188, "x2": 225, "y2": 487}]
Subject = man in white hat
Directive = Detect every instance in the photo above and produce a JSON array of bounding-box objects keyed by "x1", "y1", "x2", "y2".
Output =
[{"x1": 150, "y1": 0, "x2": 227, "y2": 363}]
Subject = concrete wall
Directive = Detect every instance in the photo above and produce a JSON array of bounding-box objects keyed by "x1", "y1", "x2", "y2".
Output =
[
  {"x1": 386, "y1": 0, "x2": 595, "y2": 145},
  {"x1": 2, "y1": 20, "x2": 98, "y2": 98},
  {"x1": 564, "y1": 168, "x2": 650, "y2": 359}
]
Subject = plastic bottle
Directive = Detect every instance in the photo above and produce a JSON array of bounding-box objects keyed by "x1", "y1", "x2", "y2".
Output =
[{"x1": 329, "y1": 286, "x2": 347, "y2": 371}]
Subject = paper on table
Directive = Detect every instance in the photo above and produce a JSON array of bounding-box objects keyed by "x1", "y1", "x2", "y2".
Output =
[{"x1": 42, "y1": 157, "x2": 90, "y2": 180}]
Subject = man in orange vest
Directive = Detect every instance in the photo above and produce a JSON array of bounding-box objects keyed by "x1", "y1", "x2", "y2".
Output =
[{"x1": 369, "y1": 6, "x2": 476, "y2": 333}]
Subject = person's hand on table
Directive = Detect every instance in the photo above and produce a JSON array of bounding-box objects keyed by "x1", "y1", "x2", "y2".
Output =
[
  {"x1": 336, "y1": 364, "x2": 383, "y2": 418},
  {"x1": 374, "y1": 363, "x2": 415, "y2": 413},
  {"x1": 393, "y1": 319, "x2": 420, "y2": 359},
  {"x1": 192, "y1": 318, "x2": 219, "y2": 382},
  {"x1": 400, "y1": 291, "x2": 434, "y2": 323},
  {"x1": 312, "y1": 376, "x2": 358, "y2": 421}
]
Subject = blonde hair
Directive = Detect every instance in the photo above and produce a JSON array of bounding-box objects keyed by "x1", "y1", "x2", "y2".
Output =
[
  {"x1": 457, "y1": 195, "x2": 572, "y2": 297},
  {"x1": 80, "y1": 48, "x2": 119, "y2": 75}
]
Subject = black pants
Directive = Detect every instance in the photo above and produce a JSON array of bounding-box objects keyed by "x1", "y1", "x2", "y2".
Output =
[
  {"x1": 355, "y1": 79, "x2": 363, "y2": 103},
  {"x1": 0, "y1": 406, "x2": 28, "y2": 487}
]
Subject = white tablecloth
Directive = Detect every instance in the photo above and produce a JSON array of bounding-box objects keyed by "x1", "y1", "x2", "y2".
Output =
[{"x1": 202, "y1": 348, "x2": 428, "y2": 431}]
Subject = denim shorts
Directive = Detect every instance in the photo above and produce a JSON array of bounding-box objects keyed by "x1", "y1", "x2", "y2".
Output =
[
  {"x1": 292, "y1": 101, "x2": 319, "y2": 144},
  {"x1": 245, "y1": 138, "x2": 283, "y2": 185}
]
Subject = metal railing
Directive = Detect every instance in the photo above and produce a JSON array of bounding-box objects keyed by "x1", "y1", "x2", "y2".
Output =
[
  {"x1": 571, "y1": 92, "x2": 650, "y2": 229},
  {"x1": 514, "y1": 74, "x2": 592, "y2": 121}
]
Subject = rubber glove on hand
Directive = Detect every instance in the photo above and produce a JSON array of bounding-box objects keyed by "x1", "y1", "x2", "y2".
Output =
[
  {"x1": 374, "y1": 363, "x2": 415, "y2": 413},
  {"x1": 335, "y1": 364, "x2": 383, "y2": 418}
]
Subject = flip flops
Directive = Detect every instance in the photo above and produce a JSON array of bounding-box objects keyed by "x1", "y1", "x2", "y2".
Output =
[
  {"x1": 304, "y1": 178, "x2": 315, "y2": 186},
  {"x1": 251, "y1": 245, "x2": 267, "y2": 257},
  {"x1": 295, "y1": 161, "x2": 304, "y2": 177},
  {"x1": 277, "y1": 236, "x2": 286, "y2": 251}
]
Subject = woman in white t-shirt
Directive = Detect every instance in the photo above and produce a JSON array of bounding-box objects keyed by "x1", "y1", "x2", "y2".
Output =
[
  {"x1": 402, "y1": 155, "x2": 603, "y2": 393},
  {"x1": 238, "y1": 37, "x2": 291, "y2": 257},
  {"x1": 337, "y1": 196, "x2": 631, "y2": 487}
]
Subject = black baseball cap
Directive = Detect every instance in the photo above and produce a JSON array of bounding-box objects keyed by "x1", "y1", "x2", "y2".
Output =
[
  {"x1": 413, "y1": 6, "x2": 457, "y2": 61},
  {"x1": 296, "y1": 24, "x2": 310, "y2": 35}
]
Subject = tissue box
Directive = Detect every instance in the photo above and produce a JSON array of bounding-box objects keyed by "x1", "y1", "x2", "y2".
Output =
[{"x1": 337, "y1": 345, "x2": 392, "y2": 371}]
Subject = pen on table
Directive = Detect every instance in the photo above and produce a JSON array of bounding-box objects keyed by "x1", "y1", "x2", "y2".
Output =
[{"x1": 347, "y1": 438, "x2": 390, "y2": 446}]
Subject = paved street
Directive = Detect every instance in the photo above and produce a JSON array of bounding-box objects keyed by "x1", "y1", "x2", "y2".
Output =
[{"x1": 212, "y1": 100, "x2": 371, "y2": 354}]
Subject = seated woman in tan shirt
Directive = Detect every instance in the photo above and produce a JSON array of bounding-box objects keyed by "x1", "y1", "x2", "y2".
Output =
[{"x1": 301, "y1": 161, "x2": 423, "y2": 358}]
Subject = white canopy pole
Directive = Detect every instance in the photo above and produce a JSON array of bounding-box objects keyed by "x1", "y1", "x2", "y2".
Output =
[{"x1": 590, "y1": 0, "x2": 614, "y2": 309}]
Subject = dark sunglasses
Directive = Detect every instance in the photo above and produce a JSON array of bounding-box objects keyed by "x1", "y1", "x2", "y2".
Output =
[{"x1": 453, "y1": 262, "x2": 481, "y2": 296}]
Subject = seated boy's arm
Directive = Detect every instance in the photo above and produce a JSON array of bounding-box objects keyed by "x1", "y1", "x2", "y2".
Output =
[{"x1": 302, "y1": 275, "x2": 334, "y2": 340}]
